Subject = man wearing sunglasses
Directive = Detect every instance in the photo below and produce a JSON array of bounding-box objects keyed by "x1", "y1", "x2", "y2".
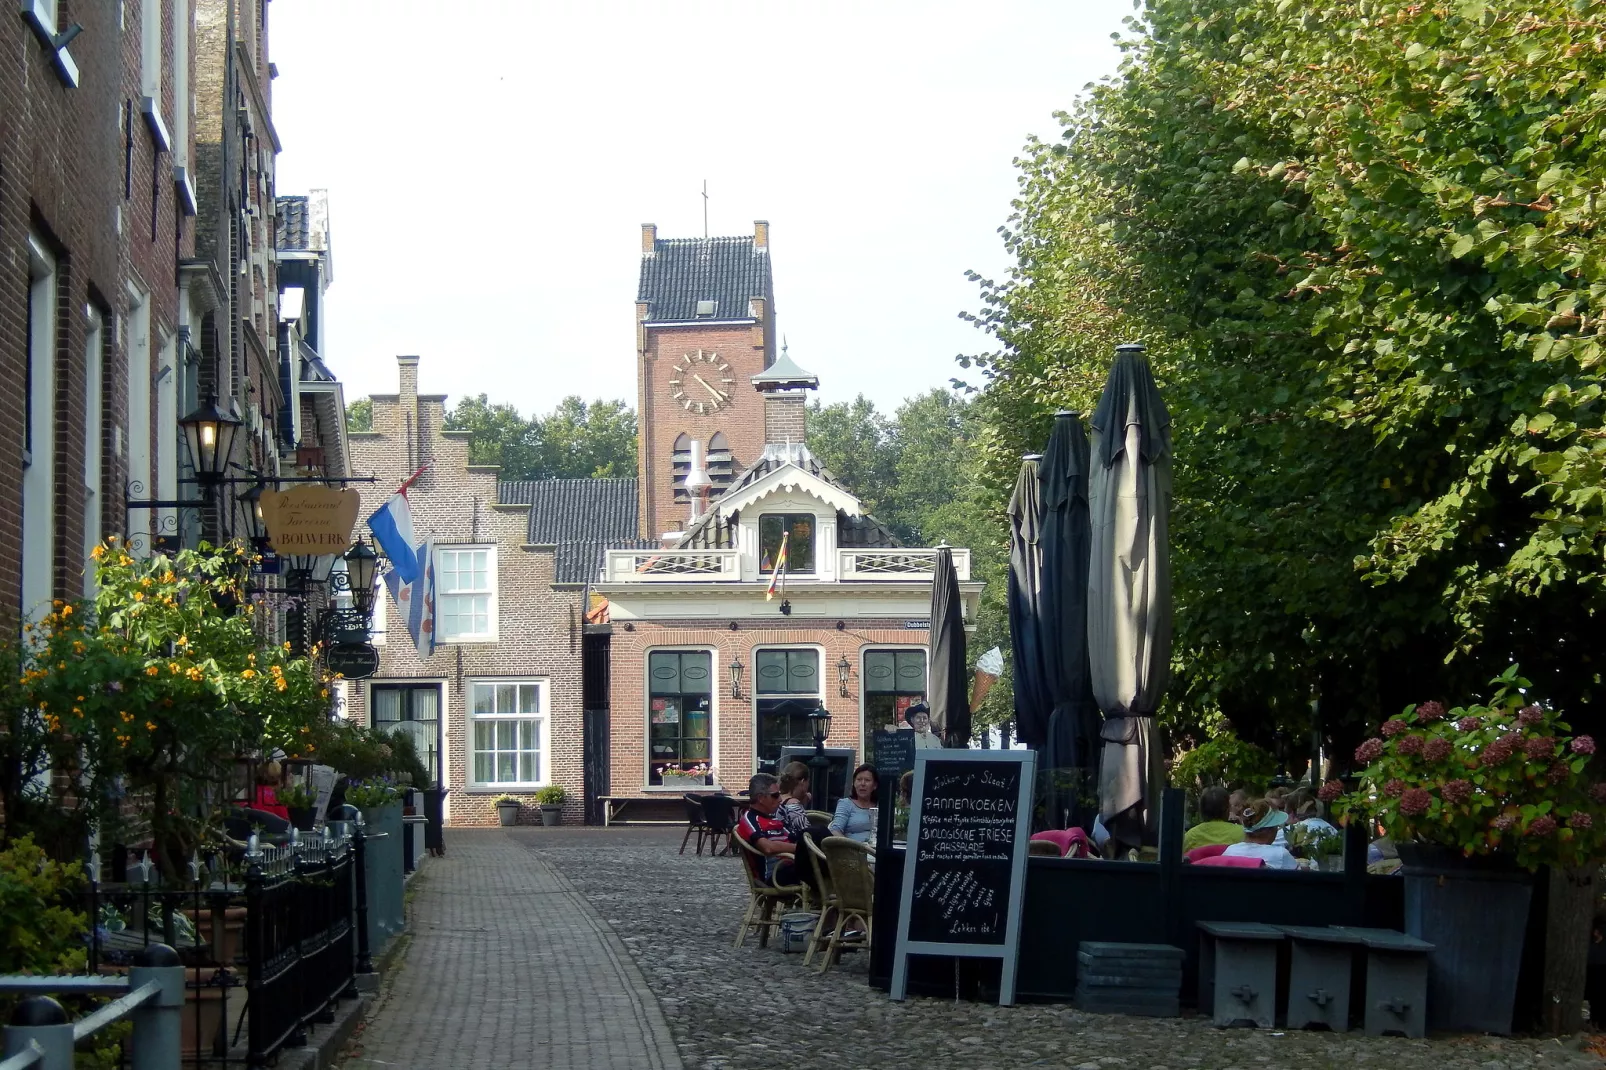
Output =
[{"x1": 735, "y1": 772, "x2": 800, "y2": 886}]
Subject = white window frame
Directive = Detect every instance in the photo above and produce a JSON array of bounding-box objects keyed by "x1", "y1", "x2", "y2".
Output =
[
  {"x1": 139, "y1": 0, "x2": 169, "y2": 150},
  {"x1": 20, "y1": 0, "x2": 78, "y2": 87},
  {"x1": 435, "y1": 544, "x2": 498, "y2": 643},
  {"x1": 643, "y1": 646, "x2": 718, "y2": 791},
  {"x1": 752, "y1": 644, "x2": 826, "y2": 773},
  {"x1": 468, "y1": 678, "x2": 549, "y2": 790},
  {"x1": 23, "y1": 234, "x2": 57, "y2": 623}
]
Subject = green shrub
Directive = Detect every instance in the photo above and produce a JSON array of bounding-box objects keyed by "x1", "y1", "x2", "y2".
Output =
[{"x1": 534, "y1": 785, "x2": 566, "y2": 806}]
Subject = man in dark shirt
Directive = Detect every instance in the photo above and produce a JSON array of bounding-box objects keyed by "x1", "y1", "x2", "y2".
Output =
[{"x1": 735, "y1": 772, "x2": 800, "y2": 885}]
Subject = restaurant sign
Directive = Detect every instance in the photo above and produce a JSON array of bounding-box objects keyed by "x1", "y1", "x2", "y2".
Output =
[
  {"x1": 325, "y1": 643, "x2": 380, "y2": 681},
  {"x1": 261, "y1": 487, "x2": 360, "y2": 555}
]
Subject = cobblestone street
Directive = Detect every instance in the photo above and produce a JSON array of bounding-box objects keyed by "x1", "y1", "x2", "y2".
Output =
[{"x1": 346, "y1": 827, "x2": 1606, "y2": 1070}]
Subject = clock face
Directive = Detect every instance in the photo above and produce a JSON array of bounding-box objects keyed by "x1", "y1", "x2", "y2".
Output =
[{"x1": 667, "y1": 350, "x2": 736, "y2": 415}]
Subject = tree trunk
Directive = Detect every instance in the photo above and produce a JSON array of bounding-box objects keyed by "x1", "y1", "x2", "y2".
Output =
[{"x1": 1540, "y1": 865, "x2": 1596, "y2": 1036}]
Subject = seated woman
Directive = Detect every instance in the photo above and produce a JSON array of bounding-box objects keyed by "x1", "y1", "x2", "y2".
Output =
[
  {"x1": 1276, "y1": 786, "x2": 1339, "y2": 847},
  {"x1": 776, "y1": 761, "x2": 813, "y2": 837},
  {"x1": 1182, "y1": 785, "x2": 1245, "y2": 855},
  {"x1": 1222, "y1": 799, "x2": 1300, "y2": 870},
  {"x1": 829, "y1": 764, "x2": 878, "y2": 843}
]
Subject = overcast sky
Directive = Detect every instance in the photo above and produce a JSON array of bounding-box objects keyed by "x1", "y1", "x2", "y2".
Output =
[{"x1": 269, "y1": 1, "x2": 1133, "y2": 416}]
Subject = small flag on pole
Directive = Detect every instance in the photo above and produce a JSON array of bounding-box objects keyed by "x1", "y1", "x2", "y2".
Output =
[{"x1": 765, "y1": 532, "x2": 789, "y2": 601}]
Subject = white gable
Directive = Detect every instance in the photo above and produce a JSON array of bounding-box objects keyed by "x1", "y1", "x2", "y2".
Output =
[{"x1": 714, "y1": 461, "x2": 862, "y2": 521}]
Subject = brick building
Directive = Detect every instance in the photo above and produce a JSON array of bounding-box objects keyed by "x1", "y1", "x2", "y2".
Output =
[
  {"x1": 343, "y1": 357, "x2": 642, "y2": 826},
  {"x1": 592, "y1": 224, "x2": 983, "y2": 823}
]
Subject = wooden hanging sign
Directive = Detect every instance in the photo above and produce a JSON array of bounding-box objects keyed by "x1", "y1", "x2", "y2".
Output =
[{"x1": 261, "y1": 487, "x2": 360, "y2": 555}]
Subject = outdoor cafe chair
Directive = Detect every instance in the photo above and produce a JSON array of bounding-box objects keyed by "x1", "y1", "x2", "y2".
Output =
[
  {"x1": 800, "y1": 834, "x2": 838, "y2": 966},
  {"x1": 1028, "y1": 839, "x2": 1061, "y2": 856},
  {"x1": 699, "y1": 794, "x2": 738, "y2": 856},
  {"x1": 1194, "y1": 854, "x2": 1264, "y2": 868},
  {"x1": 1185, "y1": 843, "x2": 1232, "y2": 864},
  {"x1": 817, "y1": 836, "x2": 874, "y2": 973},
  {"x1": 733, "y1": 835, "x2": 808, "y2": 949},
  {"x1": 679, "y1": 794, "x2": 709, "y2": 856},
  {"x1": 805, "y1": 810, "x2": 833, "y2": 825}
]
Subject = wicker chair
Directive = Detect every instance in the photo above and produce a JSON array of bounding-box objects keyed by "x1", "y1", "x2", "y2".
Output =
[
  {"x1": 733, "y1": 835, "x2": 808, "y2": 949},
  {"x1": 805, "y1": 810, "x2": 833, "y2": 825},
  {"x1": 679, "y1": 794, "x2": 709, "y2": 855},
  {"x1": 799, "y1": 834, "x2": 838, "y2": 966},
  {"x1": 817, "y1": 837, "x2": 874, "y2": 972}
]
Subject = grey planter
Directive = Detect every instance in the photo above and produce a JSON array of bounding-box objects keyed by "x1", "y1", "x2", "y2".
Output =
[
  {"x1": 540, "y1": 804, "x2": 562, "y2": 827},
  {"x1": 496, "y1": 803, "x2": 520, "y2": 827}
]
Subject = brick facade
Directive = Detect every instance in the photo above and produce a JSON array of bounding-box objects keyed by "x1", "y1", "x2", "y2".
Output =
[{"x1": 345, "y1": 357, "x2": 588, "y2": 827}]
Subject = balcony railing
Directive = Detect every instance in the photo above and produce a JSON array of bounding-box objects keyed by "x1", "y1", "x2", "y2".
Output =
[
  {"x1": 838, "y1": 548, "x2": 971, "y2": 581},
  {"x1": 603, "y1": 548, "x2": 740, "y2": 582}
]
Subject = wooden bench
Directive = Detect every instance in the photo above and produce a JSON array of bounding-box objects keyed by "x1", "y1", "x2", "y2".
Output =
[{"x1": 597, "y1": 795, "x2": 688, "y2": 827}]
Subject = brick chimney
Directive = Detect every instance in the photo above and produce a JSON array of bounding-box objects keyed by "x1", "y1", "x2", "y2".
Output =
[
  {"x1": 753, "y1": 219, "x2": 769, "y2": 249},
  {"x1": 641, "y1": 223, "x2": 657, "y2": 254},
  {"x1": 750, "y1": 340, "x2": 818, "y2": 446}
]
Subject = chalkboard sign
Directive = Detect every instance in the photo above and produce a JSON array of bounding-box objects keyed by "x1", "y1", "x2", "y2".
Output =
[
  {"x1": 890, "y1": 749, "x2": 1036, "y2": 1005},
  {"x1": 872, "y1": 730, "x2": 915, "y2": 782}
]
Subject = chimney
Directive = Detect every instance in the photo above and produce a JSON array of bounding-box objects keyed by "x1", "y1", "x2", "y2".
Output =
[
  {"x1": 684, "y1": 439, "x2": 713, "y2": 524},
  {"x1": 398, "y1": 355, "x2": 421, "y2": 471},
  {"x1": 398, "y1": 355, "x2": 419, "y2": 403},
  {"x1": 765, "y1": 394, "x2": 807, "y2": 446},
  {"x1": 641, "y1": 223, "x2": 657, "y2": 254},
  {"x1": 753, "y1": 220, "x2": 769, "y2": 249}
]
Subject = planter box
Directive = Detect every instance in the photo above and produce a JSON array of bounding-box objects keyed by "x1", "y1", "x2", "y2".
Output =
[
  {"x1": 658, "y1": 775, "x2": 709, "y2": 790},
  {"x1": 496, "y1": 803, "x2": 520, "y2": 827},
  {"x1": 539, "y1": 804, "x2": 562, "y2": 827}
]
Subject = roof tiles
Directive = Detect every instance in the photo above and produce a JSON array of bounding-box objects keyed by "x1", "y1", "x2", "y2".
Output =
[{"x1": 637, "y1": 236, "x2": 771, "y2": 323}]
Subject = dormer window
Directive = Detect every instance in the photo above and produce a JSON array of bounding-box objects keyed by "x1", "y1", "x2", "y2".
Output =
[{"x1": 759, "y1": 514, "x2": 815, "y2": 574}]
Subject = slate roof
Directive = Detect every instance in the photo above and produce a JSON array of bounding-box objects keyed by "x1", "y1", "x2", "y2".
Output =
[
  {"x1": 638, "y1": 236, "x2": 771, "y2": 323},
  {"x1": 676, "y1": 445, "x2": 901, "y2": 551},
  {"x1": 497, "y1": 478, "x2": 653, "y2": 584},
  {"x1": 276, "y1": 196, "x2": 309, "y2": 250}
]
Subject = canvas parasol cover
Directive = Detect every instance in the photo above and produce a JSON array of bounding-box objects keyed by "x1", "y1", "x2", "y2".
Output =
[
  {"x1": 1088, "y1": 344, "x2": 1173, "y2": 850},
  {"x1": 1007, "y1": 456, "x2": 1051, "y2": 748},
  {"x1": 929, "y1": 546, "x2": 969, "y2": 747}
]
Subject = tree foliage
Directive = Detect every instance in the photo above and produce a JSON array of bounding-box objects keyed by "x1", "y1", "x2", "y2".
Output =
[
  {"x1": 442, "y1": 395, "x2": 637, "y2": 480},
  {"x1": 345, "y1": 397, "x2": 373, "y2": 433},
  {"x1": 965, "y1": 0, "x2": 1606, "y2": 751}
]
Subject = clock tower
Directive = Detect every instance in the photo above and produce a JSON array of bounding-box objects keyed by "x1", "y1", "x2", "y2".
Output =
[{"x1": 635, "y1": 220, "x2": 782, "y2": 542}]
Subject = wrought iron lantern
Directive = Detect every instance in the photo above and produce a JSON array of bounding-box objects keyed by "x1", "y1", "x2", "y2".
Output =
[
  {"x1": 178, "y1": 395, "x2": 243, "y2": 485},
  {"x1": 344, "y1": 538, "x2": 379, "y2": 616},
  {"x1": 237, "y1": 483, "x2": 269, "y2": 548},
  {"x1": 730, "y1": 654, "x2": 745, "y2": 700},
  {"x1": 809, "y1": 704, "x2": 833, "y2": 749},
  {"x1": 837, "y1": 654, "x2": 852, "y2": 698}
]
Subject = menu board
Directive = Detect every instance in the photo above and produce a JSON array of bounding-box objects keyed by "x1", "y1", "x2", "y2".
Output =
[{"x1": 890, "y1": 750, "x2": 1036, "y2": 1006}]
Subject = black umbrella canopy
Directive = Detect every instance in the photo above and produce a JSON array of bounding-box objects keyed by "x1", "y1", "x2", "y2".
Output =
[
  {"x1": 929, "y1": 546, "x2": 969, "y2": 747},
  {"x1": 1037, "y1": 411, "x2": 1101, "y2": 830},
  {"x1": 1007, "y1": 456, "x2": 1051, "y2": 749}
]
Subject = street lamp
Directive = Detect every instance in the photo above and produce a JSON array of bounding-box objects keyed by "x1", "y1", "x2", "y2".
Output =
[
  {"x1": 837, "y1": 654, "x2": 852, "y2": 698},
  {"x1": 344, "y1": 538, "x2": 379, "y2": 617},
  {"x1": 808, "y1": 703, "x2": 833, "y2": 807},
  {"x1": 237, "y1": 483, "x2": 269, "y2": 549},
  {"x1": 178, "y1": 395, "x2": 243, "y2": 485},
  {"x1": 730, "y1": 654, "x2": 745, "y2": 700}
]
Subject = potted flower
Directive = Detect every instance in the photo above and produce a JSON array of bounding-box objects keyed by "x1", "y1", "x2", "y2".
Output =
[
  {"x1": 656, "y1": 763, "x2": 711, "y2": 789},
  {"x1": 535, "y1": 785, "x2": 566, "y2": 827},
  {"x1": 1283, "y1": 822, "x2": 1343, "y2": 871},
  {"x1": 492, "y1": 795, "x2": 521, "y2": 827},
  {"x1": 279, "y1": 781, "x2": 320, "y2": 832},
  {"x1": 1332, "y1": 665, "x2": 1606, "y2": 1034}
]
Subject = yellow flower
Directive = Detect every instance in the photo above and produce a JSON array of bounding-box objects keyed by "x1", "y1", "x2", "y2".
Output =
[
  {"x1": 60, "y1": 604, "x2": 71, "y2": 616},
  {"x1": 320, "y1": 689, "x2": 330, "y2": 699},
  {"x1": 275, "y1": 680, "x2": 287, "y2": 692},
  {"x1": 132, "y1": 592, "x2": 144, "y2": 602},
  {"x1": 57, "y1": 662, "x2": 66, "y2": 670},
  {"x1": 145, "y1": 722, "x2": 157, "y2": 732},
  {"x1": 186, "y1": 667, "x2": 204, "y2": 681},
  {"x1": 146, "y1": 666, "x2": 160, "y2": 676},
  {"x1": 120, "y1": 711, "x2": 133, "y2": 723},
  {"x1": 282, "y1": 642, "x2": 291, "y2": 651},
  {"x1": 241, "y1": 669, "x2": 257, "y2": 679},
  {"x1": 176, "y1": 635, "x2": 189, "y2": 647},
  {"x1": 162, "y1": 572, "x2": 175, "y2": 584},
  {"x1": 91, "y1": 545, "x2": 105, "y2": 560},
  {"x1": 169, "y1": 663, "x2": 181, "y2": 675}
]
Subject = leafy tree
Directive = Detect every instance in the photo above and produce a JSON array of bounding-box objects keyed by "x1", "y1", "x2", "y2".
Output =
[
  {"x1": 807, "y1": 396, "x2": 895, "y2": 516},
  {"x1": 965, "y1": 0, "x2": 1606, "y2": 751},
  {"x1": 443, "y1": 395, "x2": 637, "y2": 480},
  {"x1": 345, "y1": 397, "x2": 372, "y2": 433}
]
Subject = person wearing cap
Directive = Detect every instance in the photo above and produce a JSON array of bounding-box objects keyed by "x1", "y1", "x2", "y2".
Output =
[
  {"x1": 904, "y1": 702, "x2": 942, "y2": 750},
  {"x1": 1222, "y1": 798, "x2": 1300, "y2": 870}
]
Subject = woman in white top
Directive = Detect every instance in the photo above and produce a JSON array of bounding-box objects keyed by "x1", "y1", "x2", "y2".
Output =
[
  {"x1": 829, "y1": 764, "x2": 879, "y2": 843},
  {"x1": 1223, "y1": 799, "x2": 1300, "y2": 870}
]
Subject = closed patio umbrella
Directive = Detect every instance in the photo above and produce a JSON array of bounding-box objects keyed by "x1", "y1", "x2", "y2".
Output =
[
  {"x1": 1037, "y1": 412, "x2": 1101, "y2": 831},
  {"x1": 1088, "y1": 344, "x2": 1173, "y2": 853},
  {"x1": 929, "y1": 546, "x2": 969, "y2": 747},
  {"x1": 1007, "y1": 455, "x2": 1051, "y2": 749}
]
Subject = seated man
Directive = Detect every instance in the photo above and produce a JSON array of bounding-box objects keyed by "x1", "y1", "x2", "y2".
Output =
[
  {"x1": 1183, "y1": 785, "x2": 1246, "y2": 855},
  {"x1": 735, "y1": 772, "x2": 800, "y2": 886}
]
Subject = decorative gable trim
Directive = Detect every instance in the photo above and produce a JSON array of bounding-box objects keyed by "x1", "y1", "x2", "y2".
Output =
[{"x1": 714, "y1": 462, "x2": 862, "y2": 521}]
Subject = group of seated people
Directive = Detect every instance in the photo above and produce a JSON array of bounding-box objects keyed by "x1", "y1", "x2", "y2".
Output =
[
  {"x1": 736, "y1": 761, "x2": 880, "y2": 886},
  {"x1": 1181, "y1": 784, "x2": 1340, "y2": 870}
]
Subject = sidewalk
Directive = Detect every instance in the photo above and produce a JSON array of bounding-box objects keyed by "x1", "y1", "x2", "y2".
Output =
[{"x1": 341, "y1": 830, "x2": 682, "y2": 1070}]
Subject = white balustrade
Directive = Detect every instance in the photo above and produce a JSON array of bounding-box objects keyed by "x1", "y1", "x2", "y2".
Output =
[
  {"x1": 837, "y1": 548, "x2": 971, "y2": 581},
  {"x1": 604, "y1": 548, "x2": 740, "y2": 582}
]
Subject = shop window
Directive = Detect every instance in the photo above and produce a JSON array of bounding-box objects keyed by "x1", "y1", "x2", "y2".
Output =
[
  {"x1": 648, "y1": 650, "x2": 712, "y2": 786},
  {"x1": 755, "y1": 648, "x2": 820, "y2": 769}
]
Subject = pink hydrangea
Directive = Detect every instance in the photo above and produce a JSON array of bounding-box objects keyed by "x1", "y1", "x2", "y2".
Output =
[
  {"x1": 1524, "y1": 736, "x2": 1556, "y2": 760},
  {"x1": 1318, "y1": 779, "x2": 1344, "y2": 803},
  {"x1": 1442, "y1": 779, "x2": 1473, "y2": 805},
  {"x1": 1416, "y1": 701, "x2": 1446, "y2": 722},
  {"x1": 1396, "y1": 734, "x2": 1425, "y2": 756},
  {"x1": 1592, "y1": 783, "x2": 1606, "y2": 804},
  {"x1": 1518, "y1": 704, "x2": 1545, "y2": 726},
  {"x1": 1423, "y1": 737, "x2": 1452, "y2": 762},
  {"x1": 1355, "y1": 738, "x2": 1385, "y2": 763},
  {"x1": 1399, "y1": 788, "x2": 1432, "y2": 816},
  {"x1": 1381, "y1": 718, "x2": 1409, "y2": 737},
  {"x1": 1482, "y1": 737, "x2": 1516, "y2": 765},
  {"x1": 1529, "y1": 815, "x2": 1558, "y2": 837},
  {"x1": 1457, "y1": 716, "x2": 1481, "y2": 732},
  {"x1": 1569, "y1": 811, "x2": 1594, "y2": 830},
  {"x1": 1549, "y1": 761, "x2": 1571, "y2": 783},
  {"x1": 1572, "y1": 735, "x2": 1597, "y2": 755},
  {"x1": 1383, "y1": 778, "x2": 1406, "y2": 798},
  {"x1": 1493, "y1": 813, "x2": 1518, "y2": 831}
]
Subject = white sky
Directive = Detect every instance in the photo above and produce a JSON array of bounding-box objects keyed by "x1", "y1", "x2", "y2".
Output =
[{"x1": 269, "y1": 1, "x2": 1134, "y2": 416}]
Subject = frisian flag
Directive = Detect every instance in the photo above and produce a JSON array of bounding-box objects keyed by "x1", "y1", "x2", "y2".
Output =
[
  {"x1": 764, "y1": 531, "x2": 789, "y2": 602},
  {"x1": 367, "y1": 485, "x2": 436, "y2": 660}
]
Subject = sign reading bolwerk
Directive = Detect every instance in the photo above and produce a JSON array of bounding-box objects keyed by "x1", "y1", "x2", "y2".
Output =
[{"x1": 261, "y1": 488, "x2": 361, "y2": 555}]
